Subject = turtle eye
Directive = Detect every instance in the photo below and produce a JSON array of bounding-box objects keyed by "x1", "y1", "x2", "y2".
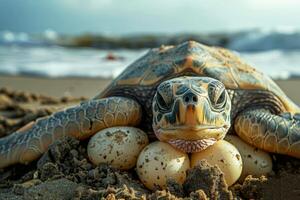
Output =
[
  {"x1": 208, "y1": 83, "x2": 227, "y2": 110},
  {"x1": 156, "y1": 92, "x2": 170, "y2": 111},
  {"x1": 215, "y1": 89, "x2": 226, "y2": 108}
]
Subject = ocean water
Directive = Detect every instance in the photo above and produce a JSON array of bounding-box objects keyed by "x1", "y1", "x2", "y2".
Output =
[
  {"x1": 0, "y1": 29, "x2": 300, "y2": 79},
  {"x1": 0, "y1": 45, "x2": 145, "y2": 78},
  {"x1": 239, "y1": 50, "x2": 300, "y2": 79}
]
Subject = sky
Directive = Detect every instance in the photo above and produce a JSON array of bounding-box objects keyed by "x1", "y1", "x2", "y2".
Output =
[{"x1": 0, "y1": 0, "x2": 300, "y2": 35}]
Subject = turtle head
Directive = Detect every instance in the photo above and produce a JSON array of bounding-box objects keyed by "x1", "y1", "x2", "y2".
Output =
[{"x1": 152, "y1": 76, "x2": 231, "y2": 153}]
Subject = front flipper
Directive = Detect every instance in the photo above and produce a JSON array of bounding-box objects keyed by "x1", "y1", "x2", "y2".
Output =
[
  {"x1": 235, "y1": 109, "x2": 300, "y2": 158},
  {"x1": 0, "y1": 97, "x2": 141, "y2": 168}
]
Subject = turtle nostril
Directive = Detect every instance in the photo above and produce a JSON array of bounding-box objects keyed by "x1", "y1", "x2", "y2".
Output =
[
  {"x1": 183, "y1": 92, "x2": 198, "y2": 104},
  {"x1": 184, "y1": 96, "x2": 190, "y2": 103},
  {"x1": 192, "y1": 96, "x2": 198, "y2": 103}
]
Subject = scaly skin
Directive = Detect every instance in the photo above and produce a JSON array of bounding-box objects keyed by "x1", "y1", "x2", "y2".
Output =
[
  {"x1": 235, "y1": 109, "x2": 300, "y2": 158},
  {"x1": 0, "y1": 97, "x2": 141, "y2": 168}
]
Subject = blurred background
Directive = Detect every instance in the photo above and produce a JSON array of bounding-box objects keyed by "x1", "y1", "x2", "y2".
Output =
[{"x1": 0, "y1": 0, "x2": 299, "y2": 103}]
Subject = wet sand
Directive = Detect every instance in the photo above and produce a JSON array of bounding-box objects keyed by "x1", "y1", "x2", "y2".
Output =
[
  {"x1": 0, "y1": 75, "x2": 299, "y2": 104},
  {"x1": 0, "y1": 75, "x2": 111, "y2": 98}
]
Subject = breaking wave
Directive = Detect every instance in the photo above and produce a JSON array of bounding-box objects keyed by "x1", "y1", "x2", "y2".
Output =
[{"x1": 0, "y1": 29, "x2": 300, "y2": 79}]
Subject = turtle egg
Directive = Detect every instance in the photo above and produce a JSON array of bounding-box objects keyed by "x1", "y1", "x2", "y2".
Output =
[
  {"x1": 225, "y1": 135, "x2": 273, "y2": 181},
  {"x1": 87, "y1": 126, "x2": 149, "y2": 170},
  {"x1": 191, "y1": 140, "x2": 242, "y2": 186},
  {"x1": 136, "y1": 141, "x2": 190, "y2": 190}
]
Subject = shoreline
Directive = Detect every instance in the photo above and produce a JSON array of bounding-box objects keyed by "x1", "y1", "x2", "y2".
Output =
[
  {"x1": 0, "y1": 75, "x2": 299, "y2": 104},
  {"x1": 0, "y1": 75, "x2": 112, "y2": 98}
]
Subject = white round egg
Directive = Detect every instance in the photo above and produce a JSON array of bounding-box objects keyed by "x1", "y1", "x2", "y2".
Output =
[
  {"x1": 225, "y1": 135, "x2": 273, "y2": 181},
  {"x1": 191, "y1": 140, "x2": 242, "y2": 186},
  {"x1": 136, "y1": 141, "x2": 190, "y2": 190},
  {"x1": 87, "y1": 126, "x2": 149, "y2": 170}
]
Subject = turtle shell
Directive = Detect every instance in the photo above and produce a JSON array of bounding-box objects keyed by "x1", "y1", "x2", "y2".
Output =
[{"x1": 97, "y1": 41, "x2": 299, "y2": 114}]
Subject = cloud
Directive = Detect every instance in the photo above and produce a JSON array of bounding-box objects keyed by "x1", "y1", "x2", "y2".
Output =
[
  {"x1": 245, "y1": 0, "x2": 300, "y2": 7},
  {"x1": 61, "y1": 0, "x2": 113, "y2": 11},
  {"x1": 0, "y1": 0, "x2": 299, "y2": 34}
]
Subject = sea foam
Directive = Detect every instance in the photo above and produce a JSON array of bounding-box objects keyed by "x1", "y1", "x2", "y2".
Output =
[{"x1": 1, "y1": 29, "x2": 300, "y2": 79}]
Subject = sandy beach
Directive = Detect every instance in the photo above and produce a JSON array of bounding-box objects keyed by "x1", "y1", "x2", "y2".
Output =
[{"x1": 0, "y1": 75, "x2": 299, "y2": 105}]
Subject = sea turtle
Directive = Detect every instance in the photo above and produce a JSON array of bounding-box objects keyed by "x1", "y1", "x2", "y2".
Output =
[{"x1": 1, "y1": 41, "x2": 300, "y2": 169}]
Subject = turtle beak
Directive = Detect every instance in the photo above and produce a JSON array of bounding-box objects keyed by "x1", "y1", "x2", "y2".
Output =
[
  {"x1": 178, "y1": 100, "x2": 206, "y2": 129},
  {"x1": 185, "y1": 104, "x2": 199, "y2": 126}
]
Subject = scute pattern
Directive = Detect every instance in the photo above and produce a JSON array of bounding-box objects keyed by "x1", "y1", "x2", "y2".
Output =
[{"x1": 98, "y1": 41, "x2": 299, "y2": 114}]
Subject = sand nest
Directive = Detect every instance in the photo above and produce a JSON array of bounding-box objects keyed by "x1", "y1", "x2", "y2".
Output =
[{"x1": 0, "y1": 87, "x2": 300, "y2": 200}]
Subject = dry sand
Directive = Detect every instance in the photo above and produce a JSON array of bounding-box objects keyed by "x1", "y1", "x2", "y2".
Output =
[{"x1": 0, "y1": 75, "x2": 299, "y2": 105}]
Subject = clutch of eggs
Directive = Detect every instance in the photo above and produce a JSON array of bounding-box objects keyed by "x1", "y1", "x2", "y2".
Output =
[
  {"x1": 137, "y1": 139, "x2": 244, "y2": 189},
  {"x1": 88, "y1": 126, "x2": 271, "y2": 189}
]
